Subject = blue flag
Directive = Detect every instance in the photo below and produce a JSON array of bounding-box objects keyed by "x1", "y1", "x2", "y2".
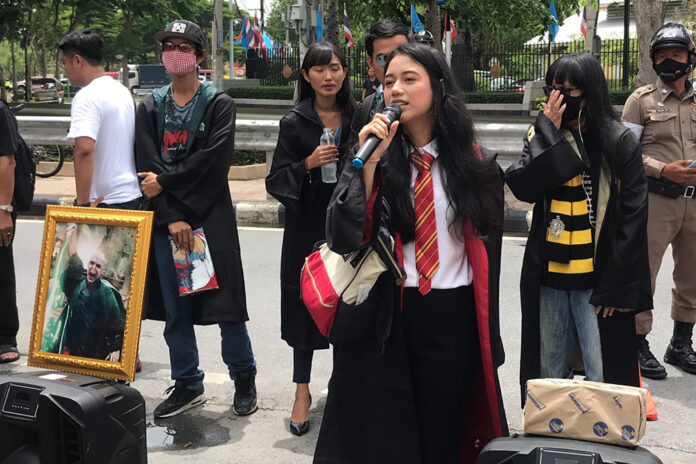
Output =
[
  {"x1": 316, "y1": 7, "x2": 324, "y2": 42},
  {"x1": 549, "y1": 0, "x2": 560, "y2": 42},
  {"x1": 411, "y1": 5, "x2": 424, "y2": 33}
]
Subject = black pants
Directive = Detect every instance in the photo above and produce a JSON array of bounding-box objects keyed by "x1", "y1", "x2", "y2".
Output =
[
  {"x1": 402, "y1": 285, "x2": 479, "y2": 464},
  {"x1": 98, "y1": 197, "x2": 143, "y2": 210},
  {"x1": 0, "y1": 214, "x2": 18, "y2": 346},
  {"x1": 293, "y1": 348, "x2": 314, "y2": 384}
]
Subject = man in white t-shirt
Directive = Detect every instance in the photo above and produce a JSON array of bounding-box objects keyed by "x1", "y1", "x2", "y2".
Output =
[{"x1": 58, "y1": 30, "x2": 141, "y2": 209}]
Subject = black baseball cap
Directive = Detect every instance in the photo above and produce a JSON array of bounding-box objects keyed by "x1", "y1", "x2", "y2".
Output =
[{"x1": 155, "y1": 19, "x2": 207, "y2": 50}]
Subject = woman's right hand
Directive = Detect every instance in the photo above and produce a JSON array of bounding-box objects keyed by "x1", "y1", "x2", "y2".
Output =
[
  {"x1": 542, "y1": 89, "x2": 565, "y2": 130},
  {"x1": 305, "y1": 145, "x2": 339, "y2": 171},
  {"x1": 357, "y1": 113, "x2": 400, "y2": 165},
  {"x1": 168, "y1": 220, "x2": 194, "y2": 253}
]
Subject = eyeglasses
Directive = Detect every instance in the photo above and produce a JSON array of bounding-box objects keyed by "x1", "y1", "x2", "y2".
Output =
[
  {"x1": 162, "y1": 41, "x2": 196, "y2": 54},
  {"x1": 376, "y1": 53, "x2": 389, "y2": 67},
  {"x1": 543, "y1": 85, "x2": 581, "y2": 98}
]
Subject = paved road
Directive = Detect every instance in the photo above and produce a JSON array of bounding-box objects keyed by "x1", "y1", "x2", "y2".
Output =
[{"x1": 2, "y1": 221, "x2": 694, "y2": 463}]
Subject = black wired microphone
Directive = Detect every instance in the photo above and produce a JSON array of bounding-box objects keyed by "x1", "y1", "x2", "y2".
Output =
[{"x1": 352, "y1": 103, "x2": 402, "y2": 169}]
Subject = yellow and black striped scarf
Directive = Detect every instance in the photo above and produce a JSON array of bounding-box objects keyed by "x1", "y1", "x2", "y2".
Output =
[{"x1": 545, "y1": 174, "x2": 595, "y2": 289}]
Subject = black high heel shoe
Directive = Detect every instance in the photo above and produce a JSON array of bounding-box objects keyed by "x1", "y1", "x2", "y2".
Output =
[{"x1": 290, "y1": 394, "x2": 312, "y2": 436}]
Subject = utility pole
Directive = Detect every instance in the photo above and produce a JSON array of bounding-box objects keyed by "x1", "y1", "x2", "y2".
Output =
[
  {"x1": 622, "y1": 0, "x2": 630, "y2": 88},
  {"x1": 584, "y1": 4, "x2": 598, "y2": 54},
  {"x1": 213, "y1": 0, "x2": 224, "y2": 90},
  {"x1": 261, "y1": 0, "x2": 264, "y2": 31}
]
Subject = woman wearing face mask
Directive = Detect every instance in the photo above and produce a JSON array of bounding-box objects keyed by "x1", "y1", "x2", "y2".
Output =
[
  {"x1": 505, "y1": 53, "x2": 653, "y2": 401},
  {"x1": 135, "y1": 20, "x2": 258, "y2": 419},
  {"x1": 315, "y1": 44, "x2": 507, "y2": 464},
  {"x1": 265, "y1": 42, "x2": 355, "y2": 436}
]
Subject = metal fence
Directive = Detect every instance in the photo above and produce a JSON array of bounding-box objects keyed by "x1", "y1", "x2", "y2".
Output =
[{"x1": 255, "y1": 38, "x2": 640, "y2": 92}]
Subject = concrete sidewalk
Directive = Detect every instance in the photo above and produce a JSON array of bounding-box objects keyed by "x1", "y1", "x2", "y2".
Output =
[{"x1": 29, "y1": 175, "x2": 533, "y2": 233}]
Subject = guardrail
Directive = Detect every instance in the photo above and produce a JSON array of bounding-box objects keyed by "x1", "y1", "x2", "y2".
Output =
[{"x1": 16, "y1": 116, "x2": 528, "y2": 174}]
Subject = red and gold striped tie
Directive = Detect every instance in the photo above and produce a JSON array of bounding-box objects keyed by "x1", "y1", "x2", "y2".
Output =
[{"x1": 411, "y1": 152, "x2": 439, "y2": 296}]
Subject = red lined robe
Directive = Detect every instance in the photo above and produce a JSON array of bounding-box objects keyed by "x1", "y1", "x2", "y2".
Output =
[{"x1": 314, "y1": 146, "x2": 508, "y2": 463}]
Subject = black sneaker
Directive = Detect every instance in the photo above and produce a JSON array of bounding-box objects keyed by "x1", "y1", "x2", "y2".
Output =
[
  {"x1": 154, "y1": 381, "x2": 206, "y2": 418},
  {"x1": 233, "y1": 371, "x2": 257, "y2": 416},
  {"x1": 637, "y1": 335, "x2": 667, "y2": 380}
]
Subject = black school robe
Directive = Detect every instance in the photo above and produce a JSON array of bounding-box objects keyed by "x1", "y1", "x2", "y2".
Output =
[
  {"x1": 314, "y1": 147, "x2": 508, "y2": 464},
  {"x1": 265, "y1": 98, "x2": 354, "y2": 351},
  {"x1": 135, "y1": 91, "x2": 248, "y2": 325},
  {"x1": 504, "y1": 114, "x2": 653, "y2": 405}
]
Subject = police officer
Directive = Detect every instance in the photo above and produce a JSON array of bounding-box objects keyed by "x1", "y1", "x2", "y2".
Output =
[
  {"x1": 622, "y1": 22, "x2": 696, "y2": 379},
  {"x1": 414, "y1": 30, "x2": 435, "y2": 47}
]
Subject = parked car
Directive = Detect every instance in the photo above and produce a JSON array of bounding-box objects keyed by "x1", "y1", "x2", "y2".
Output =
[
  {"x1": 489, "y1": 76, "x2": 517, "y2": 92},
  {"x1": 500, "y1": 78, "x2": 529, "y2": 93},
  {"x1": 16, "y1": 76, "x2": 63, "y2": 103}
]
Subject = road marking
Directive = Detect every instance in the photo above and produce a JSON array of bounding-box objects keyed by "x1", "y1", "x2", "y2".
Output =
[
  {"x1": 239, "y1": 226, "x2": 282, "y2": 232},
  {"x1": 18, "y1": 219, "x2": 45, "y2": 224}
]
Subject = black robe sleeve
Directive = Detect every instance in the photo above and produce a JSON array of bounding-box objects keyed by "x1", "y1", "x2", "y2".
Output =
[
  {"x1": 590, "y1": 130, "x2": 653, "y2": 311},
  {"x1": 265, "y1": 115, "x2": 311, "y2": 217},
  {"x1": 325, "y1": 161, "x2": 369, "y2": 255},
  {"x1": 504, "y1": 113, "x2": 586, "y2": 203}
]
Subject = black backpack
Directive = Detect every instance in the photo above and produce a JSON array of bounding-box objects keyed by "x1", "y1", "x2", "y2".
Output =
[{"x1": 0, "y1": 99, "x2": 36, "y2": 211}]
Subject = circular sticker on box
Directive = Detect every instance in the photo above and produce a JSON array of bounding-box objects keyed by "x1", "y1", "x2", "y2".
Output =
[
  {"x1": 621, "y1": 425, "x2": 635, "y2": 441},
  {"x1": 549, "y1": 418, "x2": 564, "y2": 433},
  {"x1": 593, "y1": 421, "x2": 609, "y2": 437}
]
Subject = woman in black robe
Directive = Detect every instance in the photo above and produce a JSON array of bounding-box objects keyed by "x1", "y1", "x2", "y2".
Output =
[
  {"x1": 504, "y1": 54, "x2": 653, "y2": 404},
  {"x1": 315, "y1": 44, "x2": 507, "y2": 464},
  {"x1": 265, "y1": 42, "x2": 355, "y2": 436}
]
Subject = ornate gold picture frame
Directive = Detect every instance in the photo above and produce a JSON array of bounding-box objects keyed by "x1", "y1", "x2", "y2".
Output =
[{"x1": 28, "y1": 205, "x2": 153, "y2": 381}]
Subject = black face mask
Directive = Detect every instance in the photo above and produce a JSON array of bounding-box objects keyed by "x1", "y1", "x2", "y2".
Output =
[
  {"x1": 654, "y1": 58, "x2": 692, "y2": 83},
  {"x1": 562, "y1": 94, "x2": 584, "y2": 125}
]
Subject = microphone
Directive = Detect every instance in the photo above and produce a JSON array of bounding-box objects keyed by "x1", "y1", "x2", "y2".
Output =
[{"x1": 352, "y1": 103, "x2": 402, "y2": 169}]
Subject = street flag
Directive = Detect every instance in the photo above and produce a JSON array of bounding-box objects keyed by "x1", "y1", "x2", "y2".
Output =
[
  {"x1": 246, "y1": 15, "x2": 257, "y2": 49},
  {"x1": 444, "y1": 12, "x2": 457, "y2": 41},
  {"x1": 344, "y1": 5, "x2": 354, "y2": 48},
  {"x1": 236, "y1": 16, "x2": 249, "y2": 52},
  {"x1": 316, "y1": 7, "x2": 324, "y2": 42},
  {"x1": 580, "y1": 6, "x2": 587, "y2": 39},
  {"x1": 411, "y1": 5, "x2": 424, "y2": 33},
  {"x1": 254, "y1": 14, "x2": 263, "y2": 50},
  {"x1": 549, "y1": 0, "x2": 560, "y2": 42},
  {"x1": 262, "y1": 30, "x2": 274, "y2": 57}
]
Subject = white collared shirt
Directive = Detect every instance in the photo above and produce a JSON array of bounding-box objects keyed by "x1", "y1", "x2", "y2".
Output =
[{"x1": 402, "y1": 140, "x2": 473, "y2": 289}]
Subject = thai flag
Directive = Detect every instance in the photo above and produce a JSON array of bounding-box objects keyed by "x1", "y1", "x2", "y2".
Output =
[
  {"x1": 236, "y1": 17, "x2": 249, "y2": 52},
  {"x1": 246, "y1": 14, "x2": 257, "y2": 49},
  {"x1": 581, "y1": 6, "x2": 587, "y2": 39},
  {"x1": 344, "y1": 6, "x2": 354, "y2": 48},
  {"x1": 254, "y1": 14, "x2": 263, "y2": 50}
]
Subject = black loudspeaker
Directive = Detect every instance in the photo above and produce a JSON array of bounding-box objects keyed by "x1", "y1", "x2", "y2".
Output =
[
  {"x1": 477, "y1": 435, "x2": 663, "y2": 464},
  {"x1": 0, "y1": 371, "x2": 147, "y2": 464}
]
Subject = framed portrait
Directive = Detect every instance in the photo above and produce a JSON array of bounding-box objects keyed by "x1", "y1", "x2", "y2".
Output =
[{"x1": 28, "y1": 205, "x2": 153, "y2": 381}]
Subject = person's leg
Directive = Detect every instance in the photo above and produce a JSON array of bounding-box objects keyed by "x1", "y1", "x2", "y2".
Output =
[
  {"x1": 402, "y1": 286, "x2": 478, "y2": 464},
  {"x1": 539, "y1": 285, "x2": 575, "y2": 379},
  {"x1": 290, "y1": 348, "x2": 314, "y2": 434},
  {"x1": 220, "y1": 321, "x2": 258, "y2": 416},
  {"x1": 663, "y1": 198, "x2": 696, "y2": 374},
  {"x1": 637, "y1": 194, "x2": 682, "y2": 378},
  {"x1": 0, "y1": 216, "x2": 19, "y2": 362},
  {"x1": 569, "y1": 289, "x2": 604, "y2": 382},
  {"x1": 153, "y1": 232, "x2": 204, "y2": 389}
]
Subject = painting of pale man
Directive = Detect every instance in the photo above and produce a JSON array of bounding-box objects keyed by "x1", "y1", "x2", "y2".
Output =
[{"x1": 42, "y1": 223, "x2": 129, "y2": 362}]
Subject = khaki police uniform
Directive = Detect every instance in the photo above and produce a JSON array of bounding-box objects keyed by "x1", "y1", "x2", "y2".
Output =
[{"x1": 622, "y1": 78, "x2": 696, "y2": 334}]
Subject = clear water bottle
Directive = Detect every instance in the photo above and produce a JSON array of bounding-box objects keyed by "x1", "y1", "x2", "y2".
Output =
[{"x1": 320, "y1": 127, "x2": 337, "y2": 183}]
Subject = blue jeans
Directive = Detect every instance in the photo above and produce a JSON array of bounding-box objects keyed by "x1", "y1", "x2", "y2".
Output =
[
  {"x1": 539, "y1": 285, "x2": 604, "y2": 382},
  {"x1": 153, "y1": 232, "x2": 256, "y2": 391}
]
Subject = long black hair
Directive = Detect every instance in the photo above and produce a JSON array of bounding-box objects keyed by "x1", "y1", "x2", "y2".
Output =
[
  {"x1": 380, "y1": 44, "x2": 502, "y2": 242},
  {"x1": 546, "y1": 53, "x2": 621, "y2": 169},
  {"x1": 296, "y1": 42, "x2": 355, "y2": 112}
]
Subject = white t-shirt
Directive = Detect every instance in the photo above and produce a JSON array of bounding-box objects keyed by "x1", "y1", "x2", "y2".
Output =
[
  {"x1": 402, "y1": 140, "x2": 473, "y2": 289},
  {"x1": 68, "y1": 75, "x2": 140, "y2": 204}
]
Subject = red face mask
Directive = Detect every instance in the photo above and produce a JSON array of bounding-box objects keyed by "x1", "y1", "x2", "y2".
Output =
[{"x1": 162, "y1": 50, "x2": 197, "y2": 76}]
